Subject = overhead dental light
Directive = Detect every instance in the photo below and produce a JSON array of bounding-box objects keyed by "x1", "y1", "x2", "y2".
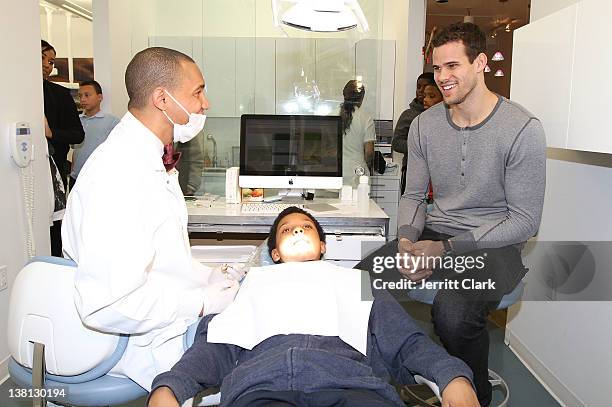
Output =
[{"x1": 272, "y1": 0, "x2": 369, "y2": 33}]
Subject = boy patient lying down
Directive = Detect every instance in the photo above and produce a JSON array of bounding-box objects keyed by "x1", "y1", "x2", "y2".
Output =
[{"x1": 148, "y1": 207, "x2": 479, "y2": 407}]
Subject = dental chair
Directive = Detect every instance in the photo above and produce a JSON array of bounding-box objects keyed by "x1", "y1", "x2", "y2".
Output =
[
  {"x1": 8, "y1": 256, "x2": 221, "y2": 407},
  {"x1": 8, "y1": 256, "x2": 149, "y2": 406}
]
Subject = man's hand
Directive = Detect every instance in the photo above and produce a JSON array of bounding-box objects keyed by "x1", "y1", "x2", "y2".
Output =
[
  {"x1": 202, "y1": 280, "x2": 239, "y2": 316},
  {"x1": 148, "y1": 386, "x2": 179, "y2": 407},
  {"x1": 441, "y1": 377, "x2": 479, "y2": 407},
  {"x1": 44, "y1": 117, "x2": 52, "y2": 139},
  {"x1": 409, "y1": 240, "x2": 444, "y2": 273},
  {"x1": 398, "y1": 238, "x2": 443, "y2": 282}
]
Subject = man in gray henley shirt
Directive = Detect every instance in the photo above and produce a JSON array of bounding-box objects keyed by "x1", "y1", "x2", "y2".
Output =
[{"x1": 356, "y1": 22, "x2": 546, "y2": 407}]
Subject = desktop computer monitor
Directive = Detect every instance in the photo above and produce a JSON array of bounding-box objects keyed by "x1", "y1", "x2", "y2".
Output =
[{"x1": 239, "y1": 114, "x2": 343, "y2": 190}]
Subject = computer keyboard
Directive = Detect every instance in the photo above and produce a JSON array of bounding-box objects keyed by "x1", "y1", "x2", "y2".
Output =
[{"x1": 241, "y1": 202, "x2": 304, "y2": 214}]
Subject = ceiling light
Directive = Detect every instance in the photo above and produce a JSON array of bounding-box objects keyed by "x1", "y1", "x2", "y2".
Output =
[
  {"x1": 505, "y1": 23, "x2": 511, "y2": 32},
  {"x1": 485, "y1": 65, "x2": 491, "y2": 73},
  {"x1": 272, "y1": 0, "x2": 369, "y2": 33},
  {"x1": 492, "y1": 51, "x2": 505, "y2": 61},
  {"x1": 463, "y1": 8, "x2": 474, "y2": 24},
  {"x1": 494, "y1": 69, "x2": 504, "y2": 77}
]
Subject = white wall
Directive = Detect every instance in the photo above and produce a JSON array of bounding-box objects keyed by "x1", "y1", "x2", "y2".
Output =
[
  {"x1": 384, "y1": 0, "x2": 425, "y2": 125},
  {"x1": 40, "y1": 11, "x2": 93, "y2": 58},
  {"x1": 530, "y1": 0, "x2": 581, "y2": 21},
  {"x1": 507, "y1": 1, "x2": 612, "y2": 405},
  {"x1": 0, "y1": 0, "x2": 53, "y2": 381}
]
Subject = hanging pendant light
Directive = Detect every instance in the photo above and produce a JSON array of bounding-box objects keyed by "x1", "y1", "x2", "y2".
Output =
[
  {"x1": 492, "y1": 51, "x2": 505, "y2": 61},
  {"x1": 494, "y1": 69, "x2": 505, "y2": 77},
  {"x1": 485, "y1": 65, "x2": 491, "y2": 73}
]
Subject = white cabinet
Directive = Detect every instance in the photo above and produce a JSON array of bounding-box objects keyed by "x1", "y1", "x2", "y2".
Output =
[
  {"x1": 148, "y1": 37, "x2": 395, "y2": 121},
  {"x1": 567, "y1": 0, "x2": 612, "y2": 153},
  {"x1": 203, "y1": 38, "x2": 236, "y2": 117},
  {"x1": 149, "y1": 36, "x2": 194, "y2": 57},
  {"x1": 511, "y1": 0, "x2": 612, "y2": 154},
  {"x1": 236, "y1": 38, "x2": 256, "y2": 116},
  {"x1": 324, "y1": 234, "x2": 386, "y2": 268},
  {"x1": 370, "y1": 167, "x2": 400, "y2": 240},
  {"x1": 511, "y1": 4, "x2": 576, "y2": 149},
  {"x1": 254, "y1": 38, "x2": 276, "y2": 114}
]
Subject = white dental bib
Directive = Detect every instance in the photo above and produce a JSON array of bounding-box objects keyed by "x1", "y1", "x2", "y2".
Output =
[{"x1": 207, "y1": 261, "x2": 374, "y2": 355}]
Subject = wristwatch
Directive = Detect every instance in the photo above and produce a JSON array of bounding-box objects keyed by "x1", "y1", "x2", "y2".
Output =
[{"x1": 442, "y1": 239, "x2": 454, "y2": 257}]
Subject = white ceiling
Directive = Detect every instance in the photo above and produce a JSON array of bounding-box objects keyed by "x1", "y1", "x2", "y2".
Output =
[
  {"x1": 70, "y1": 0, "x2": 92, "y2": 11},
  {"x1": 40, "y1": 0, "x2": 92, "y2": 16}
]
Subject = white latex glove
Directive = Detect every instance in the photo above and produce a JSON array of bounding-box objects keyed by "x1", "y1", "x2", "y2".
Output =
[
  {"x1": 221, "y1": 263, "x2": 248, "y2": 282},
  {"x1": 203, "y1": 280, "x2": 239, "y2": 315}
]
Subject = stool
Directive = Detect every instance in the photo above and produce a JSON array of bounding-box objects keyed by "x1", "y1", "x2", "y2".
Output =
[
  {"x1": 8, "y1": 256, "x2": 147, "y2": 406},
  {"x1": 407, "y1": 280, "x2": 526, "y2": 407}
]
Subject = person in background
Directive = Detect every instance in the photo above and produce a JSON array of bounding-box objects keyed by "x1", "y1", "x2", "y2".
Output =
[
  {"x1": 421, "y1": 83, "x2": 444, "y2": 203},
  {"x1": 175, "y1": 137, "x2": 204, "y2": 196},
  {"x1": 148, "y1": 207, "x2": 479, "y2": 407},
  {"x1": 392, "y1": 72, "x2": 436, "y2": 194},
  {"x1": 41, "y1": 39, "x2": 84, "y2": 256},
  {"x1": 422, "y1": 83, "x2": 443, "y2": 109},
  {"x1": 70, "y1": 80, "x2": 119, "y2": 188},
  {"x1": 62, "y1": 47, "x2": 240, "y2": 390},
  {"x1": 340, "y1": 79, "x2": 375, "y2": 186}
]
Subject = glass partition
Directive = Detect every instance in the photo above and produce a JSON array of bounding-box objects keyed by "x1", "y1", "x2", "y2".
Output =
[{"x1": 131, "y1": 0, "x2": 391, "y2": 196}]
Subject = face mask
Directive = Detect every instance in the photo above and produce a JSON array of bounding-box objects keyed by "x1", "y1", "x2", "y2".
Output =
[{"x1": 162, "y1": 90, "x2": 206, "y2": 143}]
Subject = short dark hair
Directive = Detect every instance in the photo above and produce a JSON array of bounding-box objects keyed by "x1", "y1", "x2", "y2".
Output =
[
  {"x1": 417, "y1": 72, "x2": 435, "y2": 85},
  {"x1": 432, "y1": 22, "x2": 487, "y2": 63},
  {"x1": 267, "y1": 206, "x2": 326, "y2": 262},
  {"x1": 41, "y1": 40, "x2": 55, "y2": 54},
  {"x1": 79, "y1": 80, "x2": 102, "y2": 95},
  {"x1": 124, "y1": 47, "x2": 195, "y2": 110}
]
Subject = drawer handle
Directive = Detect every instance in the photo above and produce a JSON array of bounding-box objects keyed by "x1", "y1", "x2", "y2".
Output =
[
  {"x1": 371, "y1": 195, "x2": 384, "y2": 199},
  {"x1": 370, "y1": 183, "x2": 385, "y2": 187}
]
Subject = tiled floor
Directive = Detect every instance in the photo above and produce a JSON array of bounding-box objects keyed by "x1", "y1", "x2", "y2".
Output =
[{"x1": 0, "y1": 301, "x2": 561, "y2": 406}]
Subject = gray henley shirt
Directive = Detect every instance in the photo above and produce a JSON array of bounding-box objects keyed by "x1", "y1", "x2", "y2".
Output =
[{"x1": 398, "y1": 95, "x2": 546, "y2": 254}]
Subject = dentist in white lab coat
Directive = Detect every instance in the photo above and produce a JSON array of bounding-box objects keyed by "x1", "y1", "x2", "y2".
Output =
[{"x1": 61, "y1": 47, "x2": 239, "y2": 390}]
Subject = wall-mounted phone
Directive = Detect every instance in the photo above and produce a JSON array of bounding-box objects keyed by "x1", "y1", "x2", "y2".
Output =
[
  {"x1": 10, "y1": 122, "x2": 33, "y2": 167},
  {"x1": 9, "y1": 121, "x2": 36, "y2": 257}
]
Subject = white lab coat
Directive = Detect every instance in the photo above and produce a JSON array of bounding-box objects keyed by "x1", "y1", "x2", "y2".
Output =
[
  {"x1": 341, "y1": 107, "x2": 376, "y2": 186},
  {"x1": 62, "y1": 112, "x2": 214, "y2": 390}
]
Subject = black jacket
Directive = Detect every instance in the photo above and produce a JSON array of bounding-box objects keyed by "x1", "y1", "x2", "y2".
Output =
[
  {"x1": 391, "y1": 98, "x2": 424, "y2": 169},
  {"x1": 43, "y1": 80, "x2": 84, "y2": 183}
]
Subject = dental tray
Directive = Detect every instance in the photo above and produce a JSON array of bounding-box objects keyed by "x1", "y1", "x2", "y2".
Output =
[{"x1": 191, "y1": 245, "x2": 257, "y2": 263}]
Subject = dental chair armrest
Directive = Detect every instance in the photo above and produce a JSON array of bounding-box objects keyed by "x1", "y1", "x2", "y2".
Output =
[{"x1": 414, "y1": 374, "x2": 441, "y2": 401}]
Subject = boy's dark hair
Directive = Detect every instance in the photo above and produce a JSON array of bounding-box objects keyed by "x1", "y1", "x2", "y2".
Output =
[
  {"x1": 41, "y1": 40, "x2": 55, "y2": 54},
  {"x1": 80, "y1": 80, "x2": 103, "y2": 95},
  {"x1": 267, "y1": 206, "x2": 326, "y2": 261},
  {"x1": 417, "y1": 72, "x2": 435, "y2": 84},
  {"x1": 432, "y1": 22, "x2": 487, "y2": 64}
]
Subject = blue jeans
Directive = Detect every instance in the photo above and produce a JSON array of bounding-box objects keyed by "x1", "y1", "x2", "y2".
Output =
[
  {"x1": 355, "y1": 228, "x2": 527, "y2": 407},
  {"x1": 232, "y1": 389, "x2": 398, "y2": 407}
]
